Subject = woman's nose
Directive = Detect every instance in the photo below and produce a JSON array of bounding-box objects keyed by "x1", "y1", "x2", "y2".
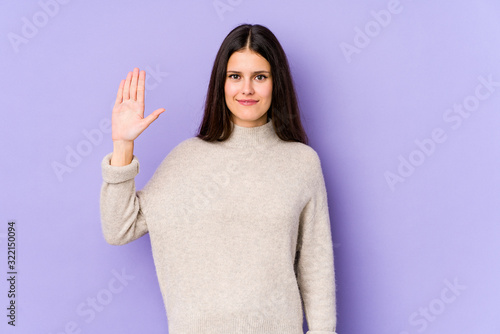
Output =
[{"x1": 241, "y1": 79, "x2": 254, "y2": 95}]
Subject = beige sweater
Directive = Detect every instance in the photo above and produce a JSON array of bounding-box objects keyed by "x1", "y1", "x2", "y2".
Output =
[{"x1": 100, "y1": 119, "x2": 338, "y2": 334}]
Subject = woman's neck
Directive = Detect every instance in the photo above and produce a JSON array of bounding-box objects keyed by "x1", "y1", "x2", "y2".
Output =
[{"x1": 219, "y1": 118, "x2": 281, "y2": 149}]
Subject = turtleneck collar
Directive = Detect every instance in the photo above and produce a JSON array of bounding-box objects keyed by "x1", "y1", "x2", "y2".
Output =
[{"x1": 219, "y1": 118, "x2": 281, "y2": 149}]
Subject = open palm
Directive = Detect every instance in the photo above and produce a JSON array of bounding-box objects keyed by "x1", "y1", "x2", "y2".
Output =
[{"x1": 112, "y1": 67, "x2": 165, "y2": 142}]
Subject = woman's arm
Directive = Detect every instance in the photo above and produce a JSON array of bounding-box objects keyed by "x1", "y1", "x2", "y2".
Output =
[
  {"x1": 111, "y1": 140, "x2": 134, "y2": 166},
  {"x1": 296, "y1": 152, "x2": 338, "y2": 334},
  {"x1": 100, "y1": 68, "x2": 165, "y2": 245},
  {"x1": 100, "y1": 152, "x2": 145, "y2": 245}
]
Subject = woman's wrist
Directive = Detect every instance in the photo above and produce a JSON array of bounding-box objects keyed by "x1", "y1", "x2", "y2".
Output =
[{"x1": 110, "y1": 140, "x2": 134, "y2": 166}]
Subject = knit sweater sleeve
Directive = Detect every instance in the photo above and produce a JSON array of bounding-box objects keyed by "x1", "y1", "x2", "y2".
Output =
[
  {"x1": 296, "y1": 151, "x2": 338, "y2": 334},
  {"x1": 99, "y1": 152, "x2": 148, "y2": 246}
]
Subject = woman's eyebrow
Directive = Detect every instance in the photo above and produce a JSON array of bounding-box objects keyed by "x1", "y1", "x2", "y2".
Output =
[{"x1": 227, "y1": 70, "x2": 271, "y2": 74}]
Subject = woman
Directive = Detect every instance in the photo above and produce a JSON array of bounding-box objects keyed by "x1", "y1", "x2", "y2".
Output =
[{"x1": 100, "y1": 23, "x2": 338, "y2": 334}]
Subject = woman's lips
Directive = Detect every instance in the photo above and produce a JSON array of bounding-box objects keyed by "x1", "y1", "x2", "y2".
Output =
[{"x1": 238, "y1": 99, "x2": 258, "y2": 106}]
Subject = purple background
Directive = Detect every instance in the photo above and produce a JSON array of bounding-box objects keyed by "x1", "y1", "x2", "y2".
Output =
[{"x1": 1, "y1": 0, "x2": 500, "y2": 333}]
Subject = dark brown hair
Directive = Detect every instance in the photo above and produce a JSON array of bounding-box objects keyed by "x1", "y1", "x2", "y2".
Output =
[{"x1": 196, "y1": 23, "x2": 308, "y2": 145}]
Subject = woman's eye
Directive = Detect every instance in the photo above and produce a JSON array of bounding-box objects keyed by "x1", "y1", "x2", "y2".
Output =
[
  {"x1": 229, "y1": 74, "x2": 239, "y2": 79},
  {"x1": 256, "y1": 75, "x2": 267, "y2": 80}
]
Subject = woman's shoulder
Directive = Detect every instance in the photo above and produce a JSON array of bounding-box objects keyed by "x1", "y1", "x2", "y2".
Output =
[
  {"x1": 273, "y1": 141, "x2": 325, "y2": 186},
  {"x1": 171, "y1": 136, "x2": 202, "y2": 150},
  {"x1": 172, "y1": 135, "x2": 210, "y2": 151},
  {"x1": 280, "y1": 140, "x2": 322, "y2": 165},
  {"x1": 159, "y1": 136, "x2": 199, "y2": 161}
]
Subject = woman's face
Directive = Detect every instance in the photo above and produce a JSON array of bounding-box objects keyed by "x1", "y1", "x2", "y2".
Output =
[{"x1": 224, "y1": 48, "x2": 272, "y2": 127}]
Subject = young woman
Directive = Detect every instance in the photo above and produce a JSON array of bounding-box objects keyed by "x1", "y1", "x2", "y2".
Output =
[{"x1": 100, "y1": 23, "x2": 338, "y2": 334}]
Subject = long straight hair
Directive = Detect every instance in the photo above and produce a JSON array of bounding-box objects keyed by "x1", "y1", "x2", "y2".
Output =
[{"x1": 196, "y1": 24, "x2": 308, "y2": 145}]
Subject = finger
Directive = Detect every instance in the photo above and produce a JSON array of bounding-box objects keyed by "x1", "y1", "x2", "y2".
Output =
[
  {"x1": 115, "y1": 79, "x2": 125, "y2": 106},
  {"x1": 123, "y1": 71, "x2": 132, "y2": 100},
  {"x1": 130, "y1": 67, "x2": 139, "y2": 101},
  {"x1": 137, "y1": 70, "x2": 146, "y2": 104},
  {"x1": 143, "y1": 108, "x2": 166, "y2": 127}
]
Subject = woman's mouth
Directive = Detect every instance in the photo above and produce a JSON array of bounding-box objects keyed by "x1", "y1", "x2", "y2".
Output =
[{"x1": 237, "y1": 99, "x2": 258, "y2": 106}]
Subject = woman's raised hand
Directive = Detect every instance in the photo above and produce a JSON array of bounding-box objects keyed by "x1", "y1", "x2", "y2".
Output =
[{"x1": 111, "y1": 67, "x2": 165, "y2": 143}]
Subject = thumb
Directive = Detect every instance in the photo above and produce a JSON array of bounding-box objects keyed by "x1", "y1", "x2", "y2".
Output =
[{"x1": 143, "y1": 108, "x2": 166, "y2": 127}]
